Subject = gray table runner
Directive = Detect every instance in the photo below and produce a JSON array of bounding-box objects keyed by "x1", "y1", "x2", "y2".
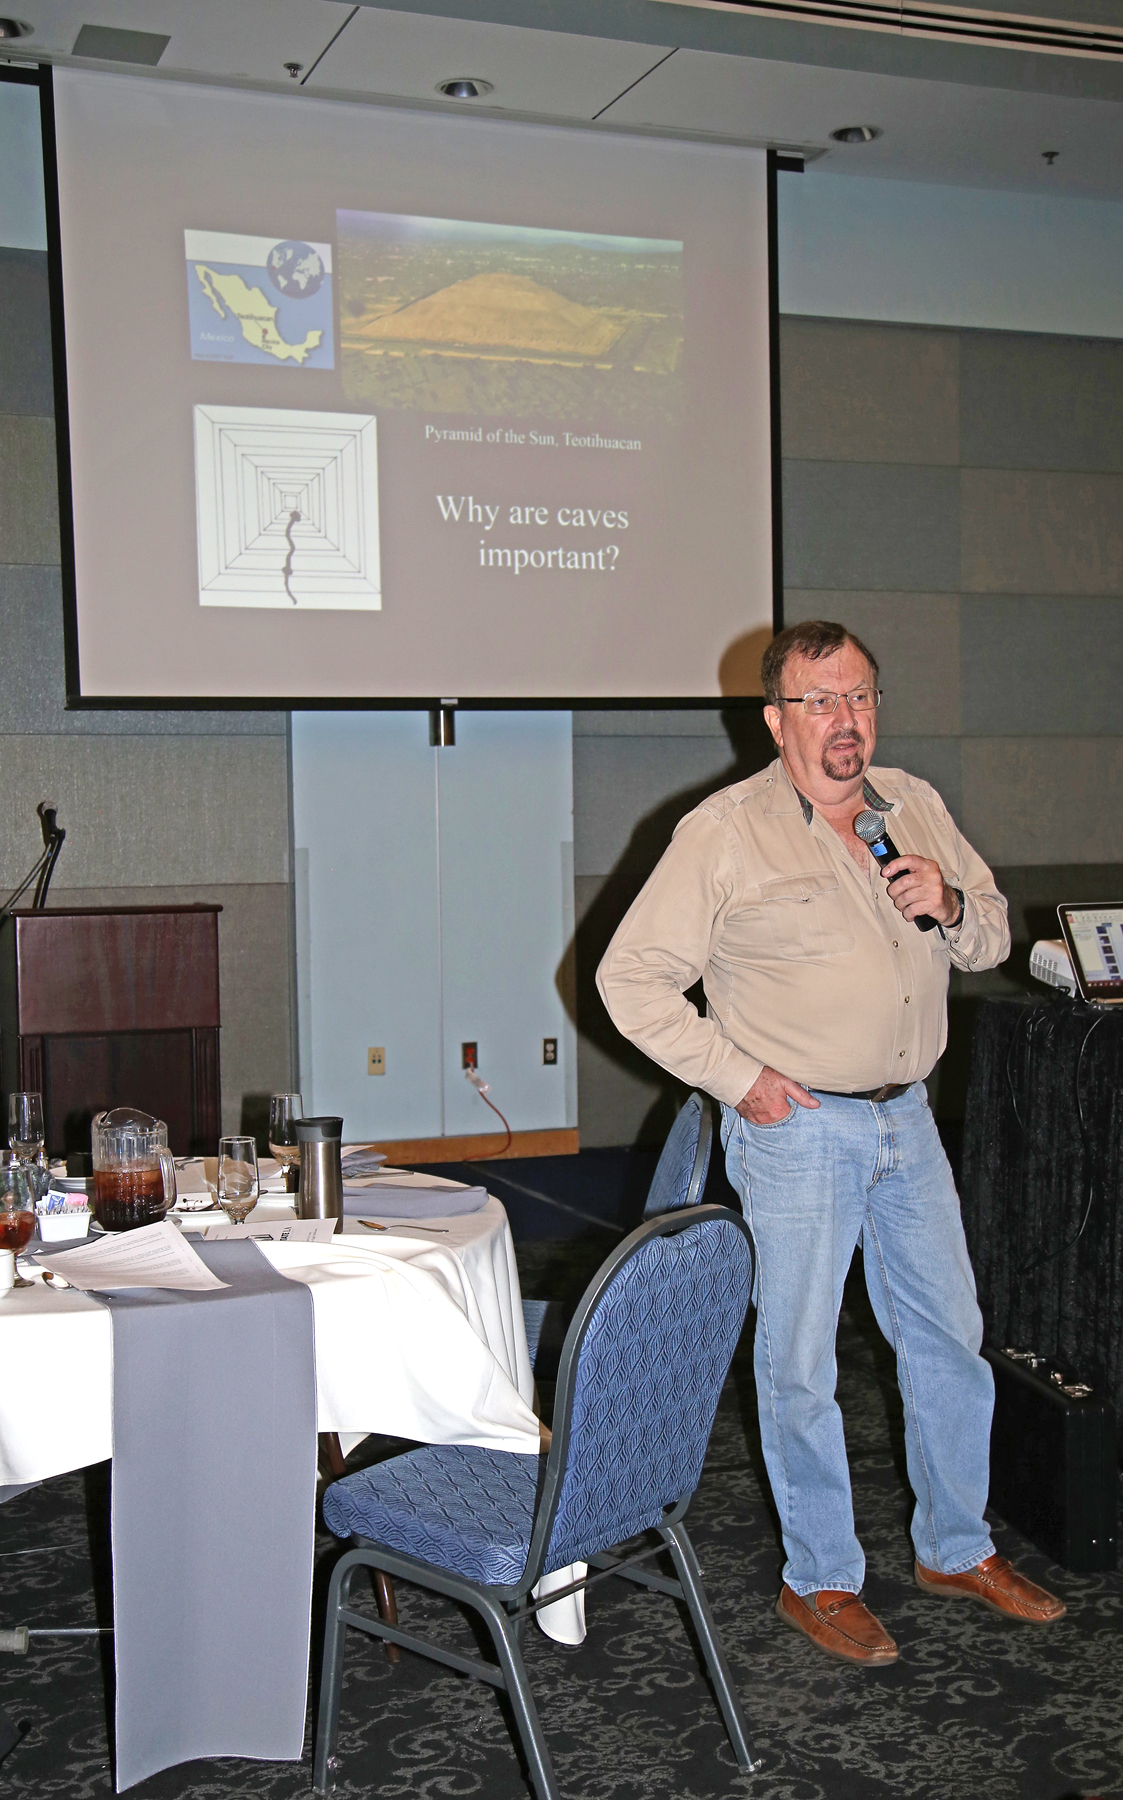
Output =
[{"x1": 99, "y1": 1240, "x2": 317, "y2": 1792}]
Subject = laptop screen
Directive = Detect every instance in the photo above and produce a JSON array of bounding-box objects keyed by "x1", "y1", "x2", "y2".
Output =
[{"x1": 1057, "y1": 904, "x2": 1123, "y2": 1004}]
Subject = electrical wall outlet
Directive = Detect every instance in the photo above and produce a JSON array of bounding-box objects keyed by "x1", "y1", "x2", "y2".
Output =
[
  {"x1": 543, "y1": 1038, "x2": 558, "y2": 1065},
  {"x1": 461, "y1": 1041, "x2": 478, "y2": 1070},
  {"x1": 367, "y1": 1046, "x2": 386, "y2": 1076}
]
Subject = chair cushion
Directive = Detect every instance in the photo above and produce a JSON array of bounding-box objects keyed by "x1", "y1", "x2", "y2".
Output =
[{"x1": 322, "y1": 1444, "x2": 543, "y2": 1587}]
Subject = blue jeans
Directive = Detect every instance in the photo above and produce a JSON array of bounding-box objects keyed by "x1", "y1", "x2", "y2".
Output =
[{"x1": 721, "y1": 1086, "x2": 995, "y2": 1596}]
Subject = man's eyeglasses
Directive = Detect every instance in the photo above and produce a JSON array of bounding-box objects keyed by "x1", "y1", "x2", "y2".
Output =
[{"x1": 779, "y1": 687, "x2": 882, "y2": 716}]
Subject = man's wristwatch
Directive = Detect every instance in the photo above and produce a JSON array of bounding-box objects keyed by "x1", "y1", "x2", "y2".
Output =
[{"x1": 946, "y1": 887, "x2": 965, "y2": 931}]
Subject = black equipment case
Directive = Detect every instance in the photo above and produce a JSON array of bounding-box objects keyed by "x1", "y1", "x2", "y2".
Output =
[{"x1": 984, "y1": 1347, "x2": 1118, "y2": 1573}]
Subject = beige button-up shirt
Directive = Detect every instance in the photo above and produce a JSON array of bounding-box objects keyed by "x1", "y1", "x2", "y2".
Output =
[{"x1": 597, "y1": 758, "x2": 1010, "y2": 1106}]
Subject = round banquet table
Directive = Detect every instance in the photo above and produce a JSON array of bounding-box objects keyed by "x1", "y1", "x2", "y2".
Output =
[
  {"x1": 0, "y1": 1197, "x2": 538, "y2": 1485},
  {"x1": 0, "y1": 1188, "x2": 587, "y2": 1645}
]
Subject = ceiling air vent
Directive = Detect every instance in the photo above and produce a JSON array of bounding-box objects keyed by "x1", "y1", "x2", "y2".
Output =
[
  {"x1": 71, "y1": 24, "x2": 170, "y2": 66},
  {"x1": 652, "y1": 0, "x2": 1123, "y2": 63}
]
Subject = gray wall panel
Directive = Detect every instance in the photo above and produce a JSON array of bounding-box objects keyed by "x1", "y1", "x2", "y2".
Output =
[
  {"x1": 49, "y1": 881, "x2": 294, "y2": 1139},
  {"x1": 573, "y1": 730, "x2": 745, "y2": 879},
  {"x1": 0, "y1": 250, "x2": 54, "y2": 418},
  {"x1": 960, "y1": 737, "x2": 1123, "y2": 866},
  {"x1": 0, "y1": 564, "x2": 285, "y2": 735},
  {"x1": 961, "y1": 595, "x2": 1123, "y2": 735},
  {"x1": 961, "y1": 469, "x2": 1123, "y2": 594},
  {"x1": 573, "y1": 709, "x2": 731, "y2": 739},
  {"x1": 0, "y1": 415, "x2": 60, "y2": 565},
  {"x1": 960, "y1": 332, "x2": 1123, "y2": 474},
  {"x1": 783, "y1": 590, "x2": 961, "y2": 736},
  {"x1": 783, "y1": 461, "x2": 961, "y2": 592},
  {"x1": 0, "y1": 733, "x2": 289, "y2": 888},
  {"x1": 781, "y1": 318, "x2": 959, "y2": 466},
  {"x1": 872, "y1": 736, "x2": 964, "y2": 823}
]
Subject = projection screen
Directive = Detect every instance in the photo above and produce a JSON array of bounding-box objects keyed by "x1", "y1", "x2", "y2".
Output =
[{"x1": 48, "y1": 68, "x2": 775, "y2": 704}]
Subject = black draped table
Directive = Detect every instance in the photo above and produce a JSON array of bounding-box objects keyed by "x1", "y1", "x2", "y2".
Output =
[{"x1": 960, "y1": 995, "x2": 1123, "y2": 1425}]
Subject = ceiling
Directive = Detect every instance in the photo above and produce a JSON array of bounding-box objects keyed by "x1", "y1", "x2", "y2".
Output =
[{"x1": 4, "y1": 0, "x2": 1123, "y2": 198}]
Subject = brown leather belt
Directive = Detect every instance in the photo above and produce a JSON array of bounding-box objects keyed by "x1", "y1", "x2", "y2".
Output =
[{"x1": 817, "y1": 1083, "x2": 913, "y2": 1104}]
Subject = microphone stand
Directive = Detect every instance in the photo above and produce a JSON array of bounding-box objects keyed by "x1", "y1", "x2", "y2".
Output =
[
  {"x1": 32, "y1": 804, "x2": 66, "y2": 912},
  {"x1": 0, "y1": 806, "x2": 66, "y2": 925}
]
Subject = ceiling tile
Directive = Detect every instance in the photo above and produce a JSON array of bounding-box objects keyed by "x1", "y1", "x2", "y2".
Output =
[
  {"x1": 12, "y1": 0, "x2": 355, "y2": 82},
  {"x1": 304, "y1": 5, "x2": 672, "y2": 120},
  {"x1": 601, "y1": 45, "x2": 1123, "y2": 198}
]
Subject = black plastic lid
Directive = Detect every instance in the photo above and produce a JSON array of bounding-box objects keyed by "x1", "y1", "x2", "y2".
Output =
[{"x1": 294, "y1": 1116, "x2": 343, "y2": 1142}]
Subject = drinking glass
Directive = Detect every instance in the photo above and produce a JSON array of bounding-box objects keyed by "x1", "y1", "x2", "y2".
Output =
[
  {"x1": 8, "y1": 1091, "x2": 45, "y2": 1165},
  {"x1": 268, "y1": 1093, "x2": 303, "y2": 1194},
  {"x1": 0, "y1": 1160, "x2": 45, "y2": 1287},
  {"x1": 217, "y1": 1136, "x2": 259, "y2": 1224}
]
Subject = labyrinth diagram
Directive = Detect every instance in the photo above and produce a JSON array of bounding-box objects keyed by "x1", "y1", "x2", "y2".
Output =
[{"x1": 193, "y1": 405, "x2": 381, "y2": 609}]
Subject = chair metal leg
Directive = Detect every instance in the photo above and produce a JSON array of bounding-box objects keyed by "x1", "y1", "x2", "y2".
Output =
[
  {"x1": 372, "y1": 1568, "x2": 401, "y2": 1666},
  {"x1": 318, "y1": 1438, "x2": 400, "y2": 1665},
  {"x1": 475, "y1": 1591, "x2": 561, "y2": 1800},
  {"x1": 314, "y1": 1553, "x2": 361, "y2": 1792},
  {"x1": 662, "y1": 1522, "x2": 762, "y2": 1773}
]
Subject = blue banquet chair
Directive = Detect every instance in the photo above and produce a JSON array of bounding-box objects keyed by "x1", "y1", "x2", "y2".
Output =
[
  {"x1": 520, "y1": 1088, "x2": 714, "y2": 1380},
  {"x1": 641, "y1": 1088, "x2": 714, "y2": 1219},
  {"x1": 315, "y1": 1203, "x2": 760, "y2": 1799}
]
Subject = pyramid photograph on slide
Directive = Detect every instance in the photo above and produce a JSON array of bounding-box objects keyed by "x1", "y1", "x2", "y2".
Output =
[
  {"x1": 338, "y1": 211, "x2": 683, "y2": 427},
  {"x1": 193, "y1": 404, "x2": 381, "y2": 610}
]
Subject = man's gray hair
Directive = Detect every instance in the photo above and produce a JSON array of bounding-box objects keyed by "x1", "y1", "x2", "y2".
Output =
[{"x1": 761, "y1": 620, "x2": 879, "y2": 708}]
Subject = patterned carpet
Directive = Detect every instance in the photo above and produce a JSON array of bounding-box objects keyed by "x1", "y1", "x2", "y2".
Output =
[{"x1": 0, "y1": 1242, "x2": 1119, "y2": 1800}]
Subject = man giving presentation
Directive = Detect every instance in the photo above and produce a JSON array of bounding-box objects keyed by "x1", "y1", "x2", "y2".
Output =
[{"x1": 597, "y1": 619, "x2": 1064, "y2": 1664}]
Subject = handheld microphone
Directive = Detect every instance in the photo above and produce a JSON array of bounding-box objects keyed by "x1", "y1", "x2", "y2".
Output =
[{"x1": 854, "y1": 809, "x2": 937, "y2": 933}]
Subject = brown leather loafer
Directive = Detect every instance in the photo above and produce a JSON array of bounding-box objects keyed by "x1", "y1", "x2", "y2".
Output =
[
  {"x1": 914, "y1": 1554, "x2": 1066, "y2": 1622},
  {"x1": 776, "y1": 1585, "x2": 898, "y2": 1664}
]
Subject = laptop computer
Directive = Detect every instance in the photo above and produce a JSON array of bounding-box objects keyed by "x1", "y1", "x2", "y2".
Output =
[{"x1": 1056, "y1": 904, "x2": 1123, "y2": 1006}]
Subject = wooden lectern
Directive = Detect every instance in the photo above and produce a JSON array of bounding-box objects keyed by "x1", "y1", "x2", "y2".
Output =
[{"x1": 0, "y1": 906, "x2": 222, "y2": 1158}]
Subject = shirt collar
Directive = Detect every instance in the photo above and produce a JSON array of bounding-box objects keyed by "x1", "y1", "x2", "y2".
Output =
[{"x1": 766, "y1": 759, "x2": 897, "y2": 827}]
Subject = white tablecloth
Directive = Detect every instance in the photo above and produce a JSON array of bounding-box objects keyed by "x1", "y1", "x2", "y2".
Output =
[
  {"x1": 0, "y1": 1198, "x2": 537, "y2": 1483},
  {"x1": 2, "y1": 1187, "x2": 586, "y2": 1644}
]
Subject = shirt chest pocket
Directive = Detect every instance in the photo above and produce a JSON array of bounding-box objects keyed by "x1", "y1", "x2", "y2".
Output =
[{"x1": 757, "y1": 872, "x2": 856, "y2": 961}]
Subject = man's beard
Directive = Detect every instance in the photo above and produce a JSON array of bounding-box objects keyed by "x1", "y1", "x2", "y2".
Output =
[{"x1": 821, "y1": 730, "x2": 867, "y2": 782}]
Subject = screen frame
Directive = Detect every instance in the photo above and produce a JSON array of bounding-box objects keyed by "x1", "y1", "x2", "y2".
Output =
[
  {"x1": 32, "y1": 62, "x2": 786, "y2": 713},
  {"x1": 1056, "y1": 902, "x2": 1123, "y2": 1006}
]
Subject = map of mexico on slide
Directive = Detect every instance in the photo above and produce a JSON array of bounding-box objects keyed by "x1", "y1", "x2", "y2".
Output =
[{"x1": 185, "y1": 230, "x2": 334, "y2": 367}]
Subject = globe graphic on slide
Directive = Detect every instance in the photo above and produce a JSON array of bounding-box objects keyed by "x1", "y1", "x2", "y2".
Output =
[{"x1": 266, "y1": 241, "x2": 325, "y2": 298}]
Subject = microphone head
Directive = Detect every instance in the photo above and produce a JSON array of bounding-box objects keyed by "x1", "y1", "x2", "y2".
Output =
[
  {"x1": 853, "y1": 809, "x2": 888, "y2": 845},
  {"x1": 37, "y1": 800, "x2": 57, "y2": 818}
]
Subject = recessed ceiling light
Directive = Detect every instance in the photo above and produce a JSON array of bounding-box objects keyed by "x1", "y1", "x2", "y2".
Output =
[
  {"x1": 0, "y1": 18, "x2": 33, "y2": 37},
  {"x1": 436, "y1": 77, "x2": 493, "y2": 100},
  {"x1": 830, "y1": 125, "x2": 883, "y2": 145}
]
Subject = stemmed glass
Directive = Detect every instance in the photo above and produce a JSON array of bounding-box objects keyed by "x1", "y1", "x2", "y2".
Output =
[
  {"x1": 0, "y1": 1160, "x2": 45, "y2": 1290},
  {"x1": 216, "y1": 1136, "x2": 259, "y2": 1224},
  {"x1": 8, "y1": 1092, "x2": 45, "y2": 1166},
  {"x1": 268, "y1": 1094, "x2": 303, "y2": 1194}
]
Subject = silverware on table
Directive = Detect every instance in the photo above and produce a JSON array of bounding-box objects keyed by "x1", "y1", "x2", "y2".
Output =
[{"x1": 358, "y1": 1219, "x2": 452, "y2": 1235}]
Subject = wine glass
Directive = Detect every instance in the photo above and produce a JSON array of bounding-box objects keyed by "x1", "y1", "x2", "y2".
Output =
[
  {"x1": 216, "y1": 1136, "x2": 259, "y2": 1224},
  {"x1": 8, "y1": 1092, "x2": 45, "y2": 1166},
  {"x1": 0, "y1": 1160, "x2": 44, "y2": 1289},
  {"x1": 268, "y1": 1093, "x2": 303, "y2": 1194}
]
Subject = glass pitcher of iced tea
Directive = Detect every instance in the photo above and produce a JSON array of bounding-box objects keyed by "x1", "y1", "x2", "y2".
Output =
[{"x1": 91, "y1": 1108, "x2": 177, "y2": 1232}]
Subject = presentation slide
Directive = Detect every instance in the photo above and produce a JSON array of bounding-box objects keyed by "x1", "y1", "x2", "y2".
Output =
[{"x1": 50, "y1": 71, "x2": 773, "y2": 703}]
